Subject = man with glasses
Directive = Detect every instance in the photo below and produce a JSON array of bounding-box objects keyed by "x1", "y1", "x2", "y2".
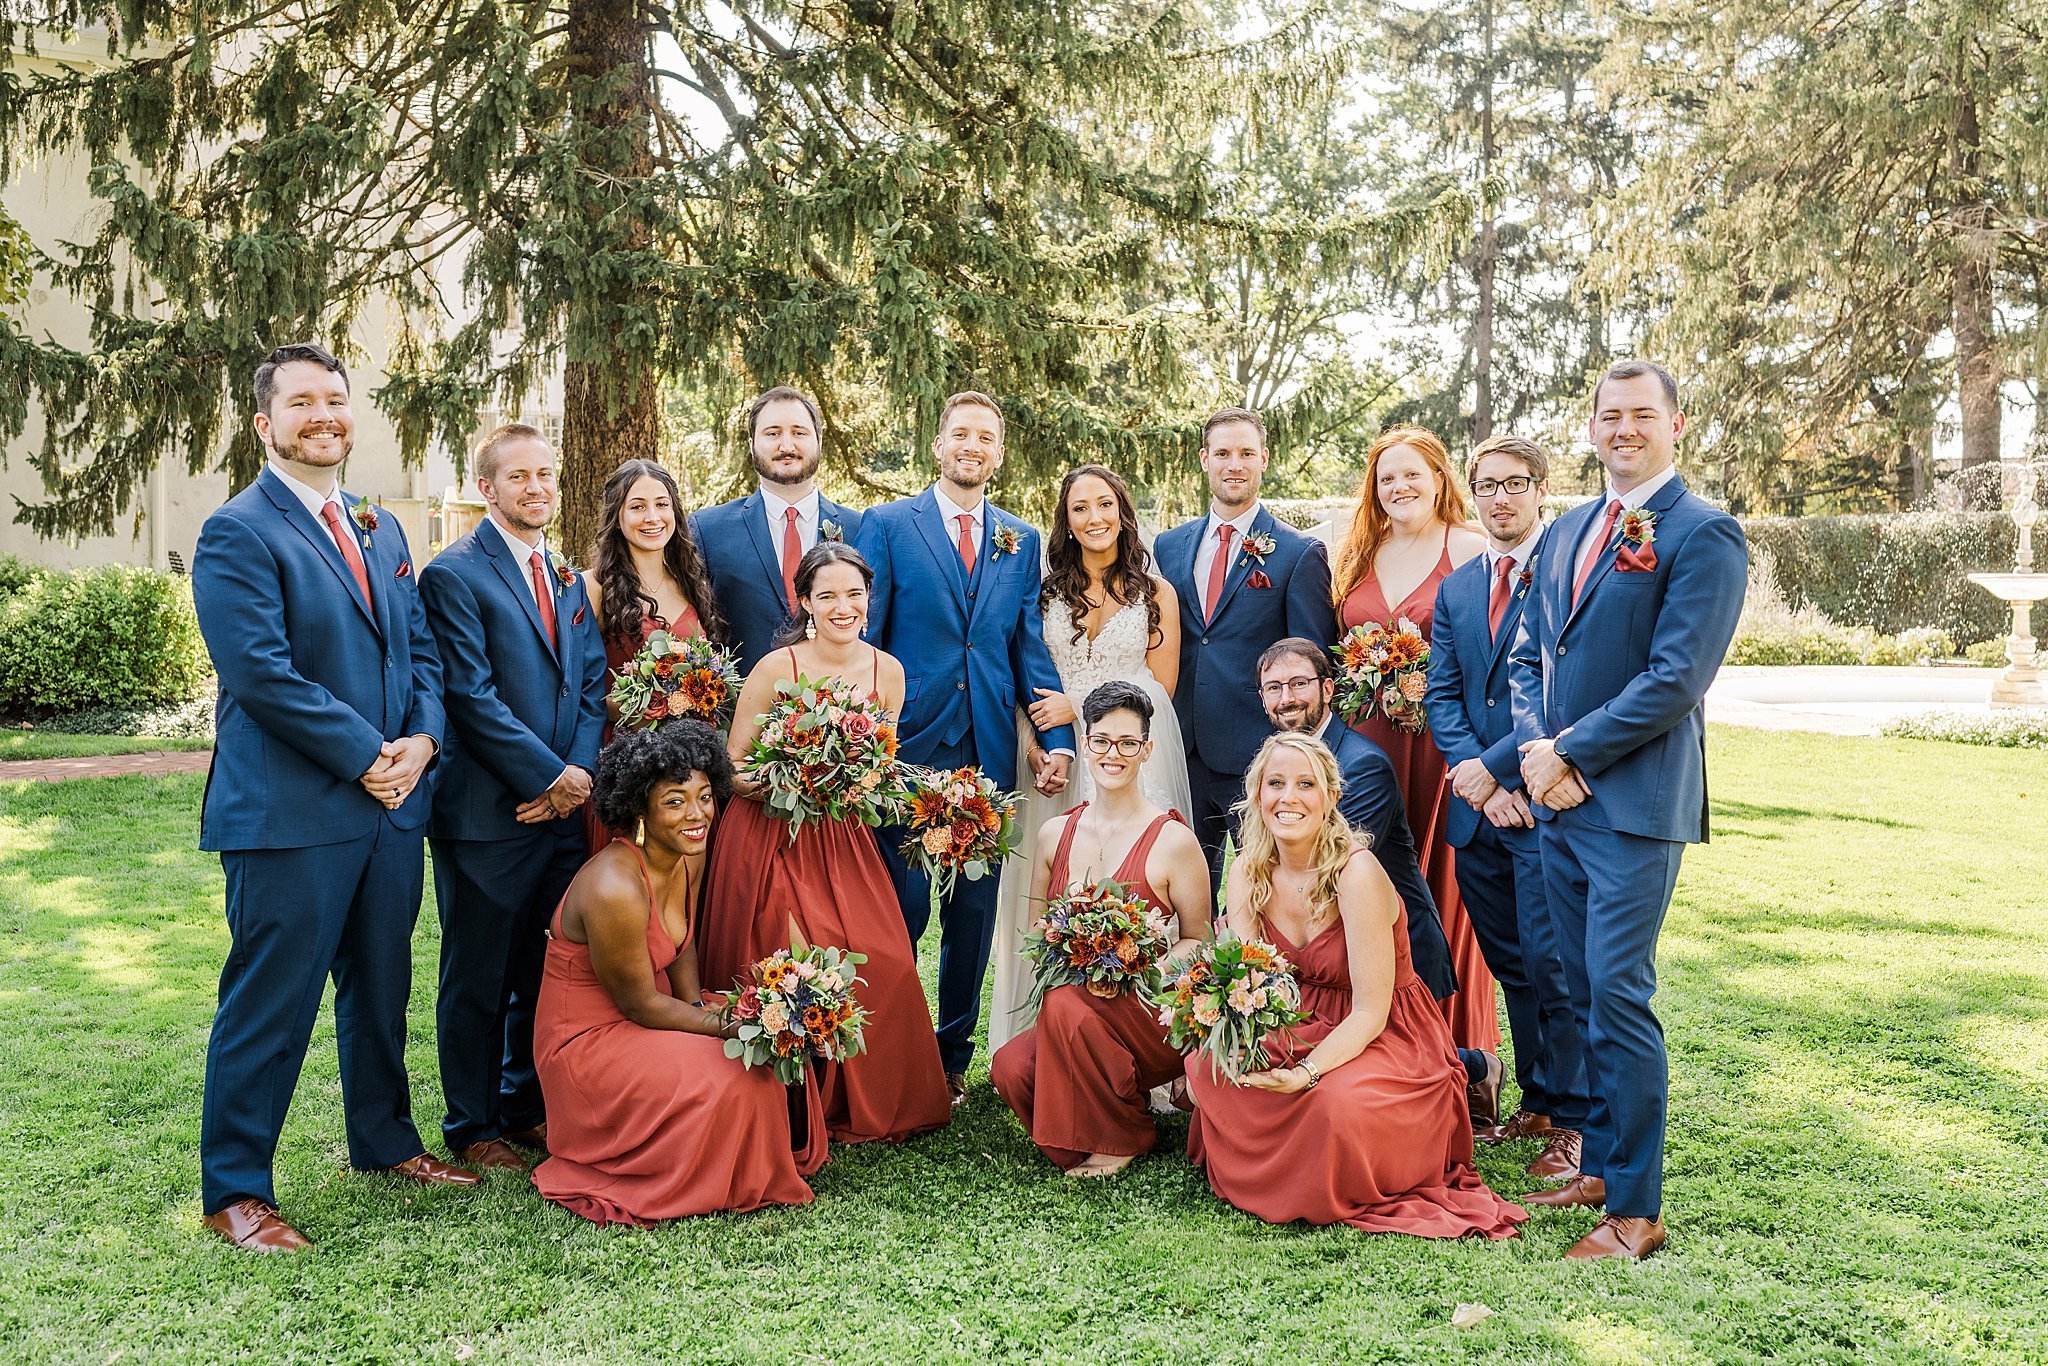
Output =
[
  {"x1": 1423, "y1": 435, "x2": 1591, "y2": 1187},
  {"x1": 1257, "y1": 640, "x2": 1501, "y2": 1115}
]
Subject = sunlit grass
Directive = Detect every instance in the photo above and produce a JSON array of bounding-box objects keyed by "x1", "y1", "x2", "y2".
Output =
[
  {"x1": 0, "y1": 729, "x2": 2044, "y2": 1361},
  {"x1": 0, "y1": 732, "x2": 211, "y2": 761}
]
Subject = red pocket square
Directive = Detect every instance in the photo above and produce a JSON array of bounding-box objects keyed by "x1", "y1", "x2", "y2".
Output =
[
  {"x1": 572, "y1": 605, "x2": 587, "y2": 625},
  {"x1": 1616, "y1": 542, "x2": 1657, "y2": 572},
  {"x1": 395, "y1": 560, "x2": 412, "y2": 578},
  {"x1": 1248, "y1": 570, "x2": 1272, "y2": 589}
]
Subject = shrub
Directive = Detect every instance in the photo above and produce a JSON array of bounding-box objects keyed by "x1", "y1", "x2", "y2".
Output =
[
  {"x1": 0, "y1": 553, "x2": 42, "y2": 597},
  {"x1": 1742, "y1": 511, "x2": 2017, "y2": 646},
  {"x1": 1728, "y1": 552, "x2": 1959, "y2": 665},
  {"x1": 0, "y1": 566, "x2": 211, "y2": 716},
  {"x1": 38, "y1": 689, "x2": 217, "y2": 739},
  {"x1": 1965, "y1": 638, "x2": 2009, "y2": 667},
  {"x1": 1883, "y1": 709, "x2": 2048, "y2": 750}
]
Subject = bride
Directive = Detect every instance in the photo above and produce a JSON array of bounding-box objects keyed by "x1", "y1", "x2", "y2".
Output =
[{"x1": 988, "y1": 464, "x2": 1192, "y2": 1053}]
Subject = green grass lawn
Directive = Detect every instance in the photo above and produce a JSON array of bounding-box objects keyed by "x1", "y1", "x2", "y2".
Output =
[
  {"x1": 1, "y1": 728, "x2": 2044, "y2": 1362},
  {"x1": 0, "y1": 731, "x2": 212, "y2": 761}
]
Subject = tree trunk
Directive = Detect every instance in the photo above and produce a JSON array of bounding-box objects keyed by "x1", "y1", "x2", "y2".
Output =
[
  {"x1": 557, "y1": 0, "x2": 660, "y2": 561},
  {"x1": 1950, "y1": 89, "x2": 2000, "y2": 509},
  {"x1": 1469, "y1": 0, "x2": 1498, "y2": 445}
]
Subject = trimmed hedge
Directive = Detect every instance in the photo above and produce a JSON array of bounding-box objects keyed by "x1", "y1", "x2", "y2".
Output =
[
  {"x1": 1883, "y1": 709, "x2": 2048, "y2": 749},
  {"x1": 0, "y1": 566, "x2": 211, "y2": 716},
  {"x1": 1725, "y1": 623, "x2": 1957, "y2": 668},
  {"x1": 1743, "y1": 512, "x2": 2019, "y2": 646}
]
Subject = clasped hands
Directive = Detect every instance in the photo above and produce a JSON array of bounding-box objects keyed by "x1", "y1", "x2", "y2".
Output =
[
  {"x1": 359, "y1": 735, "x2": 435, "y2": 810},
  {"x1": 1516, "y1": 736, "x2": 1591, "y2": 811},
  {"x1": 515, "y1": 764, "x2": 594, "y2": 824},
  {"x1": 1446, "y1": 756, "x2": 1537, "y2": 829}
]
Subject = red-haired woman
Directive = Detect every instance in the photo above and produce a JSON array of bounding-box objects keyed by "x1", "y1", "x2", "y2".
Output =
[{"x1": 1330, "y1": 427, "x2": 1500, "y2": 1070}]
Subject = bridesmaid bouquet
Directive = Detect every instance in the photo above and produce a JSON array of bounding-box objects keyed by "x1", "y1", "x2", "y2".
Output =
[
  {"x1": 1331, "y1": 619, "x2": 1431, "y2": 733},
  {"x1": 1021, "y1": 878, "x2": 1175, "y2": 1008},
  {"x1": 898, "y1": 766, "x2": 1022, "y2": 901},
  {"x1": 1154, "y1": 934, "x2": 1311, "y2": 1081},
  {"x1": 743, "y1": 674, "x2": 905, "y2": 836},
  {"x1": 609, "y1": 630, "x2": 742, "y2": 730},
  {"x1": 718, "y1": 941, "x2": 871, "y2": 1085}
]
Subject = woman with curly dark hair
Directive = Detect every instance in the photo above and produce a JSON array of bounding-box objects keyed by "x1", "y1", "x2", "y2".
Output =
[{"x1": 531, "y1": 721, "x2": 823, "y2": 1224}]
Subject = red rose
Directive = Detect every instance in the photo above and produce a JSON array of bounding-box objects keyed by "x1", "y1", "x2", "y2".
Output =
[
  {"x1": 734, "y1": 986, "x2": 761, "y2": 1019},
  {"x1": 949, "y1": 817, "x2": 981, "y2": 848},
  {"x1": 840, "y1": 710, "x2": 876, "y2": 742},
  {"x1": 644, "y1": 691, "x2": 671, "y2": 720}
]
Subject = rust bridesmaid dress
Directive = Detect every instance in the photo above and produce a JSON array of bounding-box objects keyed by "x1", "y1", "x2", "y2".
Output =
[
  {"x1": 990, "y1": 806, "x2": 1189, "y2": 1169},
  {"x1": 698, "y1": 647, "x2": 952, "y2": 1145},
  {"x1": 1185, "y1": 879, "x2": 1527, "y2": 1237},
  {"x1": 532, "y1": 841, "x2": 822, "y2": 1226},
  {"x1": 582, "y1": 604, "x2": 703, "y2": 854},
  {"x1": 1339, "y1": 528, "x2": 1500, "y2": 1053}
]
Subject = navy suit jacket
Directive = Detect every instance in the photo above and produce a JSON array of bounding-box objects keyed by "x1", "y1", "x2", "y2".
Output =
[
  {"x1": 1425, "y1": 530, "x2": 1544, "y2": 852},
  {"x1": 419, "y1": 523, "x2": 607, "y2": 842},
  {"x1": 1158, "y1": 506, "x2": 1336, "y2": 775},
  {"x1": 1508, "y1": 475, "x2": 1747, "y2": 844},
  {"x1": 193, "y1": 467, "x2": 445, "y2": 851},
  {"x1": 690, "y1": 492, "x2": 864, "y2": 675},
  {"x1": 855, "y1": 487, "x2": 1073, "y2": 790},
  {"x1": 1322, "y1": 720, "x2": 1456, "y2": 999}
]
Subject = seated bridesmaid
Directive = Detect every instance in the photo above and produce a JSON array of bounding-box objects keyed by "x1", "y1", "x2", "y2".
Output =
[
  {"x1": 533, "y1": 721, "x2": 822, "y2": 1226},
  {"x1": 1186, "y1": 732, "x2": 1527, "y2": 1239},
  {"x1": 991, "y1": 681, "x2": 1212, "y2": 1177}
]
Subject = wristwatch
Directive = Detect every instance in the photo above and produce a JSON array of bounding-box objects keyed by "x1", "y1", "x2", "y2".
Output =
[{"x1": 1552, "y1": 738, "x2": 1577, "y2": 771}]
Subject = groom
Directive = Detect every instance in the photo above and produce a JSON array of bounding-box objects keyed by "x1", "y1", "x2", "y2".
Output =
[
  {"x1": 1508, "y1": 361, "x2": 1747, "y2": 1261},
  {"x1": 858, "y1": 391, "x2": 1075, "y2": 1103}
]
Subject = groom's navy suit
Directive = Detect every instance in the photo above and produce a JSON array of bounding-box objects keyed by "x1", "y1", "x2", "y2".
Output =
[
  {"x1": 1509, "y1": 473, "x2": 1745, "y2": 1217},
  {"x1": 1157, "y1": 505, "x2": 1335, "y2": 876},
  {"x1": 857, "y1": 487, "x2": 1073, "y2": 1072},
  {"x1": 692, "y1": 491, "x2": 865, "y2": 674},
  {"x1": 1427, "y1": 528, "x2": 1590, "y2": 1131},
  {"x1": 193, "y1": 465, "x2": 444, "y2": 1213},
  {"x1": 420, "y1": 520, "x2": 605, "y2": 1151}
]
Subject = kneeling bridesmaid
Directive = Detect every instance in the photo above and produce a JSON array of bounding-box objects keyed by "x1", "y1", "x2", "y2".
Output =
[
  {"x1": 533, "y1": 722, "x2": 822, "y2": 1226},
  {"x1": 1187, "y1": 732, "x2": 1527, "y2": 1239},
  {"x1": 991, "y1": 682, "x2": 1213, "y2": 1177}
]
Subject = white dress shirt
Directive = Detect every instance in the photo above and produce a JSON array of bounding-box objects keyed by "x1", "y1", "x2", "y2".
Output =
[
  {"x1": 933, "y1": 484, "x2": 986, "y2": 564},
  {"x1": 1486, "y1": 523, "x2": 1545, "y2": 582},
  {"x1": 268, "y1": 460, "x2": 345, "y2": 525},
  {"x1": 761, "y1": 486, "x2": 823, "y2": 559},
  {"x1": 1576, "y1": 463, "x2": 1677, "y2": 572},
  {"x1": 482, "y1": 511, "x2": 551, "y2": 611},
  {"x1": 1193, "y1": 503, "x2": 1263, "y2": 592}
]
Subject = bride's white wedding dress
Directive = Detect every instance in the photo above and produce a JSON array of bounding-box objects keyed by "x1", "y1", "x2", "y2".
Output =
[{"x1": 987, "y1": 598, "x2": 1192, "y2": 1054}]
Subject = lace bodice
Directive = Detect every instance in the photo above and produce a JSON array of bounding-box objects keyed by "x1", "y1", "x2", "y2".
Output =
[{"x1": 1044, "y1": 598, "x2": 1154, "y2": 699}]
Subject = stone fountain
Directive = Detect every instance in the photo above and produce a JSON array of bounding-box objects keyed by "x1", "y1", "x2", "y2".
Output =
[{"x1": 1968, "y1": 453, "x2": 2046, "y2": 708}]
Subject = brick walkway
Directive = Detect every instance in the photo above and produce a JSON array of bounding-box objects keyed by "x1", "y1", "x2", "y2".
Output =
[{"x1": 0, "y1": 750, "x2": 214, "y2": 782}]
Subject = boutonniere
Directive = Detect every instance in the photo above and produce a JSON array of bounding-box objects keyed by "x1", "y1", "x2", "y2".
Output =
[
  {"x1": 554, "y1": 558, "x2": 578, "y2": 590},
  {"x1": 990, "y1": 525, "x2": 1022, "y2": 559},
  {"x1": 1516, "y1": 566, "x2": 1534, "y2": 595},
  {"x1": 1620, "y1": 508, "x2": 1657, "y2": 548},
  {"x1": 1241, "y1": 530, "x2": 1277, "y2": 565},
  {"x1": 820, "y1": 518, "x2": 845, "y2": 543},
  {"x1": 349, "y1": 501, "x2": 380, "y2": 534}
]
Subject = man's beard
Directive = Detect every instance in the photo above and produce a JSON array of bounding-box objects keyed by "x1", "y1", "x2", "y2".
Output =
[
  {"x1": 754, "y1": 449, "x2": 821, "y2": 487},
  {"x1": 1270, "y1": 700, "x2": 1327, "y2": 734},
  {"x1": 273, "y1": 429, "x2": 351, "y2": 467},
  {"x1": 496, "y1": 499, "x2": 554, "y2": 531}
]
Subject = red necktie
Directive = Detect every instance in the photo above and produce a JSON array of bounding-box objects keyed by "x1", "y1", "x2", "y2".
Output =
[
  {"x1": 781, "y1": 505, "x2": 802, "y2": 609},
  {"x1": 1487, "y1": 555, "x2": 1516, "y2": 641},
  {"x1": 1572, "y1": 500, "x2": 1622, "y2": 607},
  {"x1": 317, "y1": 502, "x2": 374, "y2": 612},
  {"x1": 956, "y1": 513, "x2": 976, "y2": 572},
  {"x1": 529, "y1": 548, "x2": 559, "y2": 650},
  {"x1": 1204, "y1": 524, "x2": 1235, "y2": 622}
]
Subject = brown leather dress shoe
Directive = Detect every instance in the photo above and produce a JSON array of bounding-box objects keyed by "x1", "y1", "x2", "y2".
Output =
[
  {"x1": 501, "y1": 1123, "x2": 549, "y2": 1153},
  {"x1": 386, "y1": 1153, "x2": 481, "y2": 1186},
  {"x1": 1521, "y1": 1174, "x2": 1605, "y2": 1208},
  {"x1": 1564, "y1": 1214, "x2": 1666, "y2": 1261},
  {"x1": 457, "y1": 1139, "x2": 531, "y2": 1171},
  {"x1": 1502, "y1": 1109, "x2": 1553, "y2": 1140},
  {"x1": 1466, "y1": 1051, "x2": 1503, "y2": 1131},
  {"x1": 1527, "y1": 1128, "x2": 1583, "y2": 1180},
  {"x1": 945, "y1": 1072, "x2": 967, "y2": 1108},
  {"x1": 204, "y1": 1198, "x2": 312, "y2": 1252}
]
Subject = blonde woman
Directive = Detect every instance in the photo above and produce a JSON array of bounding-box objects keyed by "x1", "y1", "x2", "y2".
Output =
[{"x1": 1184, "y1": 732, "x2": 1526, "y2": 1238}]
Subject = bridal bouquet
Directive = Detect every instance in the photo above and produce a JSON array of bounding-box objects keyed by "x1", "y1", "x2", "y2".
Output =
[
  {"x1": 609, "y1": 629, "x2": 742, "y2": 730},
  {"x1": 717, "y1": 941, "x2": 870, "y2": 1085},
  {"x1": 898, "y1": 765, "x2": 1022, "y2": 900},
  {"x1": 742, "y1": 673, "x2": 904, "y2": 835},
  {"x1": 1332, "y1": 619, "x2": 1431, "y2": 733},
  {"x1": 1154, "y1": 933, "x2": 1311, "y2": 1081},
  {"x1": 1020, "y1": 878, "x2": 1175, "y2": 1008}
]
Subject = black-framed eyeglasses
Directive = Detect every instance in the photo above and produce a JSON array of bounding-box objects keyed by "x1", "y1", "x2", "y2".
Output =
[
  {"x1": 1085, "y1": 735, "x2": 1147, "y2": 757},
  {"x1": 1258, "y1": 675, "x2": 1321, "y2": 698},
  {"x1": 1470, "y1": 476, "x2": 1537, "y2": 497}
]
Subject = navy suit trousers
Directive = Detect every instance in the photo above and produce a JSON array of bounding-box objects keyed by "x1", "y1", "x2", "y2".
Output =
[
  {"x1": 1185, "y1": 748, "x2": 1244, "y2": 890},
  {"x1": 1539, "y1": 805, "x2": 1683, "y2": 1217},
  {"x1": 201, "y1": 821, "x2": 426, "y2": 1212},
  {"x1": 1454, "y1": 822, "x2": 1591, "y2": 1128},
  {"x1": 429, "y1": 821, "x2": 585, "y2": 1148},
  {"x1": 877, "y1": 738, "x2": 997, "y2": 1075}
]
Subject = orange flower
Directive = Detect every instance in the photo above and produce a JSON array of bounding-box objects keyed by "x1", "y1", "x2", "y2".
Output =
[{"x1": 908, "y1": 790, "x2": 950, "y2": 826}]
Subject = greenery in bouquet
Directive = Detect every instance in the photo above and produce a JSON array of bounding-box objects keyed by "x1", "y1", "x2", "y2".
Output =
[
  {"x1": 1020, "y1": 878, "x2": 1174, "y2": 1009},
  {"x1": 608, "y1": 630, "x2": 742, "y2": 730},
  {"x1": 898, "y1": 765, "x2": 1022, "y2": 900},
  {"x1": 716, "y1": 940, "x2": 870, "y2": 1086},
  {"x1": 1331, "y1": 619, "x2": 1431, "y2": 733},
  {"x1": 1154, "y1": 933, "x2": 1311, "y2": 1081},
  {"x1": 742, "y1": 673, "x2": 904, "y2": 836}
]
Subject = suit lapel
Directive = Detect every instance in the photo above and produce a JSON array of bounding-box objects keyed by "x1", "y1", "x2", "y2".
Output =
[
  {"x1": 968, "y1": 506, "x2": 1008, "y2": 629},
  {"x1": 1483, "y1": 528, "x2": 1544, "y2": 673},
  {"x1": 737, "y1": 490, "x2": 784, "y2": 596},
  {"x1": 480, "y1": 520, "x2": 562, "y2": 665},
  {"x1": 259, "y1": 469, "x2": 379, "y2": 633},
  {"x1": 1173, "y1": 522, "x2": 1204, "y2": 631},
  {"x1": 1562, "y1": 475, "x2": 1687, "y2": 634},
  {"x1": 910, "y1": 486, "x2": 971, "y2": 615},
  {"x1": 1207, "y1": 506, "x2": 1272, "y2": 623}
]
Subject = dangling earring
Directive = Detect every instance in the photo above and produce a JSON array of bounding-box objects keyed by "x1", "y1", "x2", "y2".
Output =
[
  {"x1": 805, "y1": 616, "x2": 817, "y2": 640},
  {"x1": 859, "y1": 614, "x2": 869, "y2": 638}
]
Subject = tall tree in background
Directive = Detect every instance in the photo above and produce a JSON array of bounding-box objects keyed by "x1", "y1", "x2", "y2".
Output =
[{"x1": 1594, "y1": 0, "x2": 2048, "y2": 512}]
